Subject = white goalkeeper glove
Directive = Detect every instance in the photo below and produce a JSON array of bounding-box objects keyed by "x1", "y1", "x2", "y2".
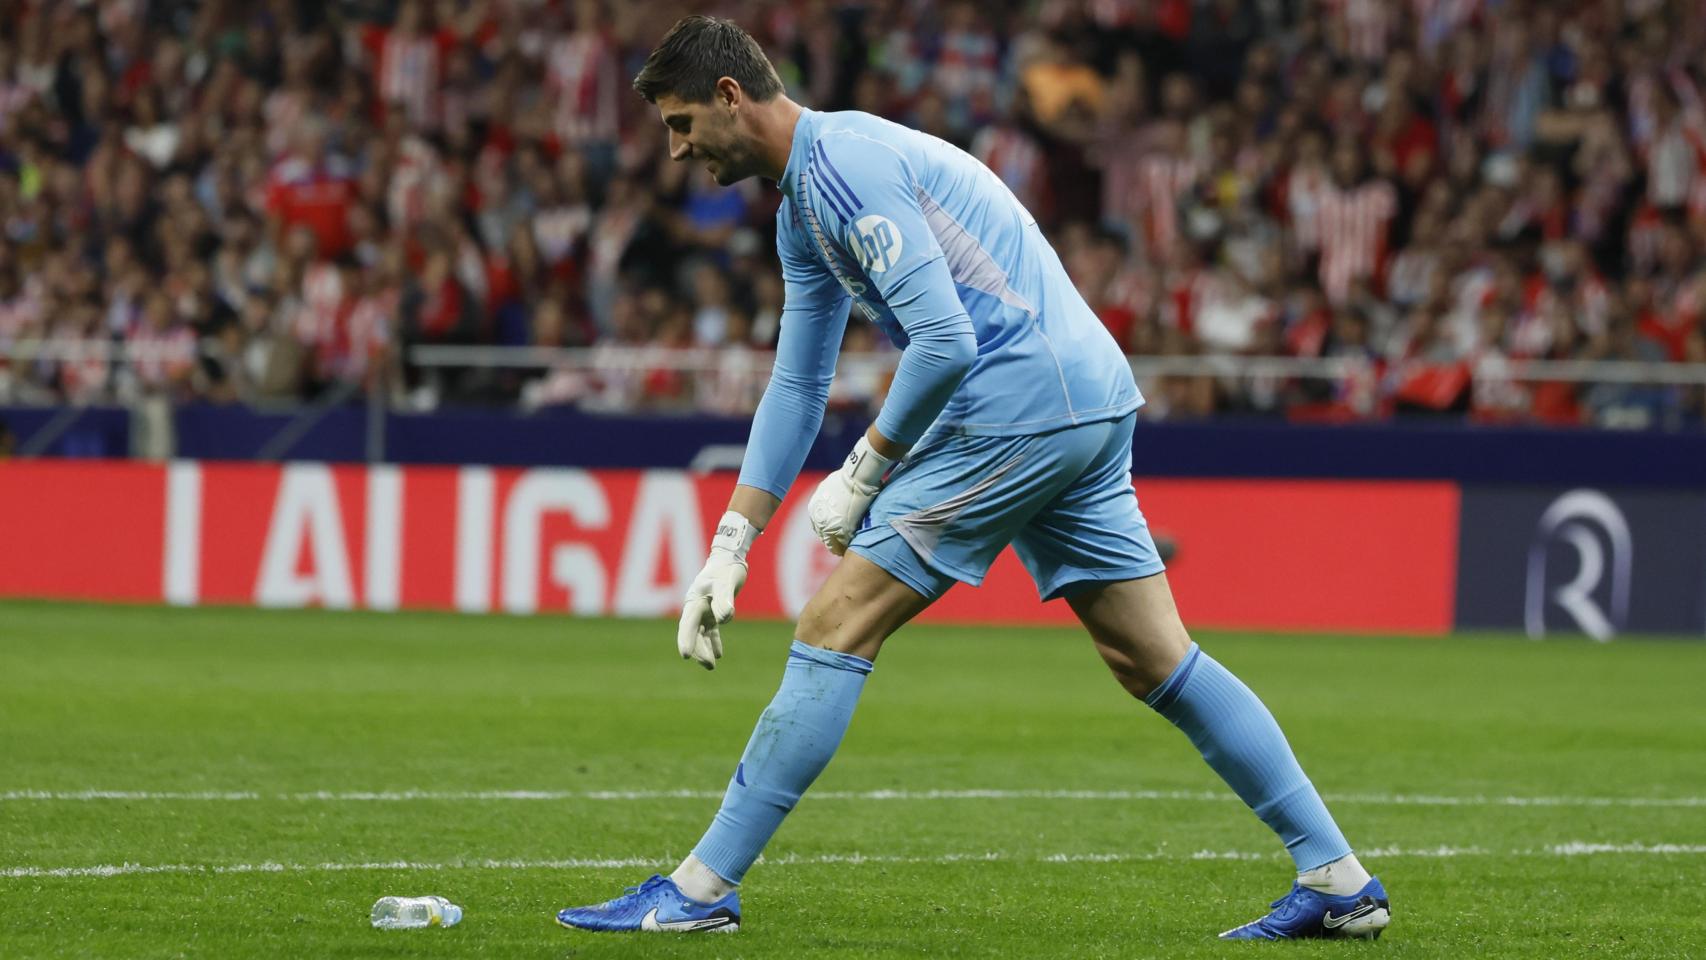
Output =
[
  {"x1": 677, "y1": 511, "x2": 758, "y2": 670},
  {"x1": 808, "y1": 436, "x2": 896, "y2": 556}
]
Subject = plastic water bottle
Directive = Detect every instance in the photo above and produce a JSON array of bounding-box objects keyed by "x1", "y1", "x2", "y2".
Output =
[{"x1": 370, "y1": 895, "x2": 463, "y2": 929}]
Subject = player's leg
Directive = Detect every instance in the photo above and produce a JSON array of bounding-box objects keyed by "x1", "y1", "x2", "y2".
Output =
[
  {"x1": 794, "y1": 548, "x2": 938, "y2": 660},
  {"x1": 558, "y1": 539, "x2": 944, "y2": 933},
  {"x1": 670, "y1": 463, "x2": 1054, "y2": 903},
  {"x1": 1065, "y1": 569, "x2": 1192, "y2": 699},
  {"x1": 1066, "y1": 572, "x2": 1362, "y2": 860},
  {"x1": 1065, "y1": 573, "x2": 1389, "y2": 939},
  {"x1": 559, "y1": 427, "x2": 1077, "y2": 934},
  {"x1": 669, "y1": 551, "x2": 932, "y2": 900},
  {"x1": 1011, "y1": 415, "x2": 1388, "y2": 939}
]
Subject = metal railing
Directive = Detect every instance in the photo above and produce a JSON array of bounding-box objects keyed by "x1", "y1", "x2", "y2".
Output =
[
  {"x1": 8, "y1": 338, "x2": 1706, "y2": 384},
  {"x1": 0, "y1": 338, "x2": 390, "y2": 461},
  {"x1": 4, "y1": 340, "x2": 1705, "y2": 462},
  {"x1": 408, "y1": 344, "x2": 1706, "y2": 386}
]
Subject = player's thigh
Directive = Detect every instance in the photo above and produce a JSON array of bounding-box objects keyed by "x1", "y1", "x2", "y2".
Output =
[
  {"x1": 1007, "y1": 413, "x2": 1182, "y2": 697},
  {"x1": 796, "y1": 550, "x2": 934, "y2": 662},
  {"x1": 1010, "y1": 413, "x2": 1164, "y2": 603},
  {"x1": 852, "y1": 431, "x2": 1082, "y2": 592},
  {"x1": 1066, "y1": 572, "x2": 1193, "y2": 699}
]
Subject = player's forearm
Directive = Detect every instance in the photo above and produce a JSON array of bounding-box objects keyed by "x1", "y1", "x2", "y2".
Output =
[
  {"x1": 727, "y1": 484, "x2": 783, "y2": 530},
  {"x1": 863, "y1": 423, "x2": 908, "y2": 460},
  {"x1": 735, "y1": 371, "x2": 830, "y2": 514}
]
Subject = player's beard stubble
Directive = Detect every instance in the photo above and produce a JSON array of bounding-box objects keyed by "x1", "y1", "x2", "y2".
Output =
[{"x1": 701, "y1": 133, "x2": 763, "y2": 187}]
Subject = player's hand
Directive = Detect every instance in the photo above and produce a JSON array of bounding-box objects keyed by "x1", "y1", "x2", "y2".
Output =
[
  {"x1": 677, "y1": 511, "x2": 758, "y2": 670},
  {"x1": 808, "y1": 437, "x2": 896, "y2": 556}
]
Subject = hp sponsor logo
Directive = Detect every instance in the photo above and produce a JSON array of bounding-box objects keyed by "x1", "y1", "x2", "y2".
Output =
[
  {"x1": 1523, "y1": 490, "x2": 1632, "y2": 641},
  {"x1": 849, "y1": 215, "x2": 902, "y2": 273}
]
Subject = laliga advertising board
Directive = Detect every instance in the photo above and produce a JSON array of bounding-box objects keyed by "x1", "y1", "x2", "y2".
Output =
[{"x1": 0, "y1": 459, "x2": 1457, "y2": 633}]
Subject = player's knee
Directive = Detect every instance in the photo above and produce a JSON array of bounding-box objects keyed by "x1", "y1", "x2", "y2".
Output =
[
  {"x1": 1089, "y1": 621, "x2": 1193, "y2": 700},
  {"x1": 796, "y1": 583, "x2": 887, "y2": 660},
  {"x1": 1113, "y1": 670, "x2": 1153, "y2": 701},
  {"x1": 1100, "y1": 652, "x2": 1164, "y2": 700},
  {"x1": 795, "y1": 592, "x2": 835, "y2": 646},
  {"x1": 795, "y1": 590, "x2": 856, "y2": 652},
  {"x1": 796, "y1": 551, "x2": 931, "y2": 660}
]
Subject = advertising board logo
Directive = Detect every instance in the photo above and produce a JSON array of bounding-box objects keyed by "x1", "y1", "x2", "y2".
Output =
[{"x1": 1524, "y1": 489, "x2": 1632, "y2": 641}]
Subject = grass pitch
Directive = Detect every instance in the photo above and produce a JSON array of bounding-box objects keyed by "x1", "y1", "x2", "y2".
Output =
[{"x1": 1, "y1": 601, "x2": 1704, "y2": 959}]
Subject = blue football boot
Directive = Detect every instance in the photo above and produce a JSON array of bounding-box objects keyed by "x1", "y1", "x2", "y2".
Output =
[
  {"x1": 556, "y1": 874, "x2": 740, "y2": 933},
  {"x1": 1219, "y1": 876, "x2": 1390, "y2": 940}
]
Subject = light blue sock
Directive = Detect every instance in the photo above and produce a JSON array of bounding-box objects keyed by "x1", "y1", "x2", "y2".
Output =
[
  {"x1": 1146, "y1": 643, "x2": 1352, "y2": 871},
  {"x1": 691, "y1": 640, "x2": 872, "y2": 883}
]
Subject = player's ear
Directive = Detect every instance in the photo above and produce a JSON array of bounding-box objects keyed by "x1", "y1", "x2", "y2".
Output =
[{"x1": 716, "y1": 76, "x2": 742, "y2": 112}]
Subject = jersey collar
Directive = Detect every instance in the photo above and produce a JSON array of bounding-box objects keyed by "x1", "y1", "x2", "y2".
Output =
[{"x1": 778, "y1": 107, "x2": 820, "y2": 200}]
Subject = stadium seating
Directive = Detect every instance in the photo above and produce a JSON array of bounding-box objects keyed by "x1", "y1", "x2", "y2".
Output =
[{"x1": 1, "y1": 0, "x2": 1703, "y2": 426}]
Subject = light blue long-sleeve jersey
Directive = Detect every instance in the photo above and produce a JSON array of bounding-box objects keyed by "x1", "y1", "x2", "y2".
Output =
[{"x1": 737, "y1": 108, "x2": 1143, "y2": 500}]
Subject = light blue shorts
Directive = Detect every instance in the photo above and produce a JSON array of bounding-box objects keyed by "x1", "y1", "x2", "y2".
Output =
[{"x1": 848, "y1": 412, "x2": 1164, "y2": 602}]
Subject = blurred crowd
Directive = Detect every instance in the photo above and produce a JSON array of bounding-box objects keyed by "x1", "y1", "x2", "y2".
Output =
[{"x1": 2, "y1": 0, "x2": 1706, "y2": 426}]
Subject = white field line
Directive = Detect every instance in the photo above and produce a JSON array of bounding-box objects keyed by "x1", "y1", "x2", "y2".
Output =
[
  {"x1": 3, "y1": 788, "x2": 1705, "y2": 809},
  {"x1": 7, "y1": 843, "x2": 1706, "y2": 880}
]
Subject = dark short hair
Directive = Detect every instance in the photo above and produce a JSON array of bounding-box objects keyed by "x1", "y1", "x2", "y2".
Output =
[{"x1": 633, "y1": 16, "x2": 783, "y2": 104}]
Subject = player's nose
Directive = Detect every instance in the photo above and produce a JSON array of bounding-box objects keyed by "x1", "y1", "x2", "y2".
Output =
[{"x1": 668, "y1": 131, "x2": 691, "y2": 162}]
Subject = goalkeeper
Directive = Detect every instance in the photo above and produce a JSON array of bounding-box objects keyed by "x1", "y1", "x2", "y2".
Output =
[{"x1": 556, "y1": 16, "x2": 1390, "y2": 942}]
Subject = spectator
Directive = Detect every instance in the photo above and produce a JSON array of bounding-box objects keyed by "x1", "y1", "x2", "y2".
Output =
[
  {"x1": 0, "y1": 0, "x2": 1703, "y2": 428},
  {"x1": 126, "y1": 290, "x2": 196, "y2": 399},
  {"x1": 545, "y1": 0, "x2": 623, "y2": 187},
  {"x1": 1316, "y1": 136, "x2": 1397, "y2": 306},
  {"x1": 263, "y1": 122, "x2": 357, "y2": 261}
]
